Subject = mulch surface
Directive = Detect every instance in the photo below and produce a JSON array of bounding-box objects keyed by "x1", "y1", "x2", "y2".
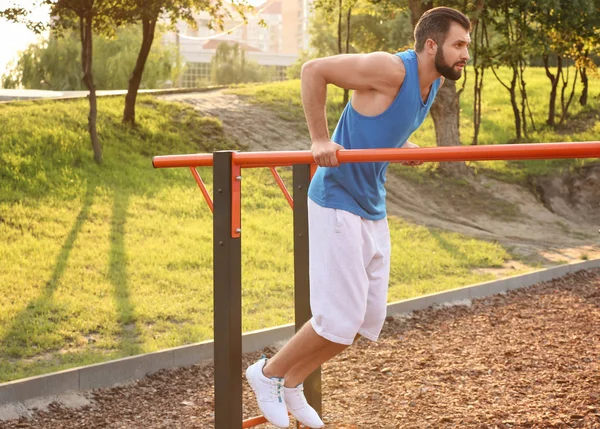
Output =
[{"x1": 2, "y1": 269, "x2": 599, "y2": 429}]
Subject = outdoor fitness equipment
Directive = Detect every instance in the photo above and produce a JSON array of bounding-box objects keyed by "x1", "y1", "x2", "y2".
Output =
[{"x1": 153, "y1": 141, "x2": 600, "y2": 429}]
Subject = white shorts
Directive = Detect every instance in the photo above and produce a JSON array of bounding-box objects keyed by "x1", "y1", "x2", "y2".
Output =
[{"x1": 308, "y1": 198, "x2": 391, "y2": 345}]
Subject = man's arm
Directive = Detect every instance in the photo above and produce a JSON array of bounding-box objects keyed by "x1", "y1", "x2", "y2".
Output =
[{"x1": 301, "y1": 52, "x2": 405, "y2": 167}]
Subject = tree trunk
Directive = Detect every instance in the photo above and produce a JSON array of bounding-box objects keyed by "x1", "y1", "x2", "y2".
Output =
[
  {"x1": 123, "y1": 17, "x2": 157, "y2": 125},
  {"x1": 559, "y1": 66, "x2": 579, "y2": 124},
  {"x1": 343, "y1": 6, "x2": 351, "y2": 106},
  {"x1": 472, "y1": 65, "x2": 483, "y2": 145},
  {"x1": 79, "y1": 13, "x2": 102, "y2": 164},
  {"x1": 471, "y1": 14, "x2": 485, "y2": 145},
  {"x1": 471, "y1": 4, "x2": 488, "y2": 146},
  {"x1": 337, "y1": 0, "x2": 342, "y2": 55},
  {"x1": 430, "y1": 80, "x2": 469, "y2": 175},
  {"x1": 580, "y1": 66, "x2": 588, "y2": 106},
  {"x1": 517, "y1": 59, "x2": 531, "y2": 138},
  {"x1": 544, "y1": 54, "x2": 561, "y2": 127},
  {"x1": 408, "y1": 0, "x2": 433, "y2": 27},
  {"x1": 508, "y1": 68, "x2": 521, "y2": 140}
]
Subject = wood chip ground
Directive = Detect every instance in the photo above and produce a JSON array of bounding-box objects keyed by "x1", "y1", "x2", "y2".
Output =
[{"x1": 2, "y1": 269, "x2": 599, "y2": 429}]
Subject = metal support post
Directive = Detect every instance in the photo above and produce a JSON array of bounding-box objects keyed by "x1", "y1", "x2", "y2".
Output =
[
  {"x1": 213, "y1": 151, "x2": 243, "y2": 429},
  {"x1": 292, "y1": 164, "x2": 322, "y2": 417}
]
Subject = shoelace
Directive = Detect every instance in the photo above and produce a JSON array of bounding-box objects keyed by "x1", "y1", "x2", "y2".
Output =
[
  {"x1": 293, "y1": 386, "x2": 308, "y2": 406},
  {"x1": 270, "y1": 378, "x2": 284, "y2": 403}
]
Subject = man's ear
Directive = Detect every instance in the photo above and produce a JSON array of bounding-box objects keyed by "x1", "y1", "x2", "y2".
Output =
[{"x1": 425, "y1": 38, "x2": 437, "y2": 55}]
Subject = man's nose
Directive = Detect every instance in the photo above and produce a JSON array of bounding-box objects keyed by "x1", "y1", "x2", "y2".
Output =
[{"x1": 463, "y1": 48, "x2": 470, "y2": 61}]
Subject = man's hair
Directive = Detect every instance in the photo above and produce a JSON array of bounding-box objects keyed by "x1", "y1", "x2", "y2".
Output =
[{"x1": 413, "y1": 7, "x2": 471, "y2": 52}]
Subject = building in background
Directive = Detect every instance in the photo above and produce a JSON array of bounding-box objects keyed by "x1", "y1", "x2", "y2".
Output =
[
  {"x1": 164, "y1": 0, "x2": 313, "y2": 87},
  {"x1": 282, "y1": 0, "x2": 311, "y2": 55}
]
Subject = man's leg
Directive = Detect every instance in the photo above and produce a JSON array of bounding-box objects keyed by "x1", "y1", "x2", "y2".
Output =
[
  {"x1": 261, "y1": 322, "x2": 348, "y2": 429},
  {"x1": 263, "y1": 321, "x2": 348, "y2": 386},
  {"x1": 283, "y1": 335, "x2": 349, "y2": 388},
  {"x1": 246, "y1": 322, "x2": 338, "y2": 428}
]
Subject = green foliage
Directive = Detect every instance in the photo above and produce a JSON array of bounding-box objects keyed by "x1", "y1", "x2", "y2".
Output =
[
  {"x1": 210, "y1": 42, "x2": 273, "y2": 85},
  {"x1": 45, "y1": 0, "x2": 122, "y2": 37},
  {"x1": 308, "y1": 0, "x2": 413, "y2": 57},
  {"x1": 2, "y1": 25, "x2": 177, "y2": 90},
  {"x1": 286, "y1": 51, "x2": 314, "y2": 80}
]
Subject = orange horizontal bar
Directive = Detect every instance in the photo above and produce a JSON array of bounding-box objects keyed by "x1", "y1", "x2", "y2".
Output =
[
  {"x1": 154, "y1": 153, "x2": 213, "y2": 168},
  {"x1": 152, "y1": 142, "x2": 600, "y2": 168}
]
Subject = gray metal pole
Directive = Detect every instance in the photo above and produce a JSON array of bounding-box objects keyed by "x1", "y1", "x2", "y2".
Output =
[{"x1": 213, "y1": 151, "x2": 243, "y2": 429}]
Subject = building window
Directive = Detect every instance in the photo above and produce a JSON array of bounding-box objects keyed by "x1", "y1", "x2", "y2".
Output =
[{"x1": 181, "y1": 62, "x2": 212, "y2": 88}]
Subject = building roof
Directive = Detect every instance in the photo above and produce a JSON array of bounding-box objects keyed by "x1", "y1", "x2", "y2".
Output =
[{"x1": 202, "y1": 39, "x2": 262, "y2": 52}]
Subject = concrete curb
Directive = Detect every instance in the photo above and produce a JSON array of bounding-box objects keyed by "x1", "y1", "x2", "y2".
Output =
[{"x1": 1, "y1": 259, "x2": 599, "y2": 406}]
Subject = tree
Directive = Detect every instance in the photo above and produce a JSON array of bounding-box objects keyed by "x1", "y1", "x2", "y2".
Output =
[
  {"x1": 350, "y1": 5, "x2": 413, "y2": 53},
  {"x1": 339, "y1": 0, "x2": 359, "y2": 105},
  {"x1": 486, "y1": 0, "x2": 536, "y2": 140},
  {"x1": 532, "y1": 0, "x2": 595, "y2": 126},
  {"x1": 2, "y1": 33, "x2": 82, "y2": 90},
  {"x1": 560, "y1": 2, "x2": 598, "y2": 114},
  {"x1": 470, "y1": 0, "x2": 487, "y2": 145},
  {"x1": 1, "y1": 4, "x2": 48, "y2": 90},
  {"x1": 311, "y1": 0, "x2": 404, "y2": 105},
  {"x1": 119, "y1": 0, "x2": 250, "y2": 125},
  {"x1": 43, "y1": 0, "x2": 123, "y2": 164},
  {"x1": 312, "y1": 0, "x2": 353, "y2": 105}
]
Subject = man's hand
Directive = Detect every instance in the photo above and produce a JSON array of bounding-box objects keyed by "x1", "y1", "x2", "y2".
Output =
[
  {"x1": 312, "y1": 140, "x2": 344, "y2": 167},
  {"x1": 400, "y1": 141, "x2": 423, "y2": 166}
]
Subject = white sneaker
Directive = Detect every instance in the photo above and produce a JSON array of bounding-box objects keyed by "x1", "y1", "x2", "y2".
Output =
[
  {"x1": 245, "y1": 358, "x2": 289, "y2": 428},
  {"x1": 284, "y1": 384, "x2": 324, "y2": 428}
]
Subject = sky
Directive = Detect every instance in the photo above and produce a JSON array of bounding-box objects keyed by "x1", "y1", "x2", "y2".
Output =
[
  {"x1": 0, "y1": 1, "x2": 50, "y2": 78},
  {"x1": 0, "y1": 0, "x2": 265, "y2": 80}
]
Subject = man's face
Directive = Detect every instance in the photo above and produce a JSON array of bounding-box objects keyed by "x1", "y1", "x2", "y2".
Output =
[{"x1": 434, "y1": 22, "x2": 471, "y2": 81}]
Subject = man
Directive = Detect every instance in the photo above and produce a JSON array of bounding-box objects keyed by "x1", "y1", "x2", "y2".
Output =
[{"x1": 246, "y1": 7, "x2": 471, "y2": 428}]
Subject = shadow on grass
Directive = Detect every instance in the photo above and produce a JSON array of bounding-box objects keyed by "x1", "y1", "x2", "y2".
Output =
[
  {"x1": 108, "y1": 190, "x2": 141, "y2": 356},
  {"x1": 0, "y1": 184, "x2": 145, "y2": 381},
  {"x1": 0, "y1": 182, "x2": 96, "y2": 362}
]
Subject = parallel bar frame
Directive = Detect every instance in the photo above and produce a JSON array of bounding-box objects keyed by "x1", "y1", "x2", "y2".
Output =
[{"x1": 153, "y1": 142, "x2": 600, "y2": 428}]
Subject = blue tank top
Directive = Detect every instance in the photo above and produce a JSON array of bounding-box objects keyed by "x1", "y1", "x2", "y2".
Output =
[{"x1": 308, "y1": 50, "x2": 441, "y2": 220}]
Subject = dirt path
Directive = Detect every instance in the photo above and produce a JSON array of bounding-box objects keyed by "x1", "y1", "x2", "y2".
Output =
[
  {"x1": 2, "y1": 269, "x2": 598, "y2": 428},
  {"x1": 161, "y1": 91, "x2": 600, "y2": 266}
]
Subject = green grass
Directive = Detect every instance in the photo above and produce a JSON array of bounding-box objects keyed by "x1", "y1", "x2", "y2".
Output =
[
  {"x1": 0, "y1": 92, "x2": 535, "y2": 383},
  {"x1": 230, "y1": 67, "x2": 600, "y2": 183}
]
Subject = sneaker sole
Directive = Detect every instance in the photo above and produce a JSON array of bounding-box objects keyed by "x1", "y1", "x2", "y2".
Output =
[{"x1": 286, "y1": 408, "x2": 324, "y2": 429}]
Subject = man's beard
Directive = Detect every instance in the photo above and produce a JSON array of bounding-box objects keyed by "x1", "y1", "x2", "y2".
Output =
[{"x1": 434, "y1": 48, "x2": 464, "y2": 81}]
